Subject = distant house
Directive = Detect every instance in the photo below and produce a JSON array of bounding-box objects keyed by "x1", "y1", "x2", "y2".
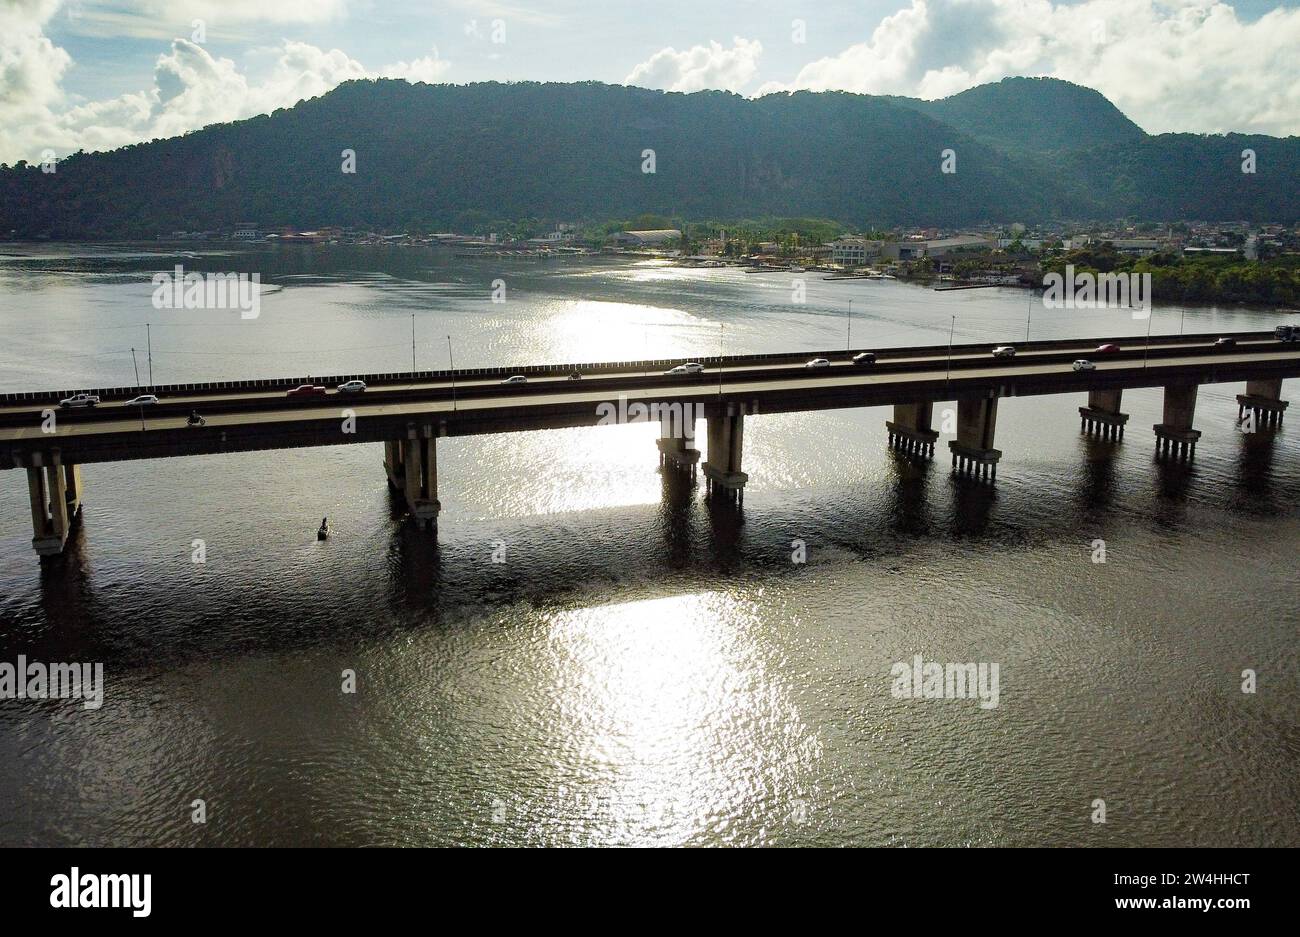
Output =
[
  {"x1": 608, "y1": 229, "x2": 682, "y2": 248},
  {"x1": 919, "y1": 236, "x2": 996, "y2": 258},
  {"x1": 1183, "y1": 246, "x2": 1241, "y2": 256},
  {"x1": 1107, "y1": 238, "x2": 1162, "y2": 254},
  {"x1": 828, "y1": 237, "x2": 879, "y2": 266}
]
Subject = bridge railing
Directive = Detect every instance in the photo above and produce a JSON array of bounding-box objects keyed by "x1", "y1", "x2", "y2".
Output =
[{"x1": 0, "y1": 330, "x2": 1272, "y2": 405}]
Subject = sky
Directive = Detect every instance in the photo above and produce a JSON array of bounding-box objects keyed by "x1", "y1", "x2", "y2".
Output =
[{"x1": 3, "y1": 0, "x2": 1299, "y2": 164}]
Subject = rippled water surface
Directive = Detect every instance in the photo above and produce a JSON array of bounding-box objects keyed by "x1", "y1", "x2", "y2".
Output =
[{"x1": 0, "y1": 244, "x2": 1297, "y2": 846}]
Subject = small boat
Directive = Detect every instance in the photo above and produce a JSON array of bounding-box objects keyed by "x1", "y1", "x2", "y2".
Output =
[{"x1": 317, "y1": 517, "x2": 331, "y2": 540}]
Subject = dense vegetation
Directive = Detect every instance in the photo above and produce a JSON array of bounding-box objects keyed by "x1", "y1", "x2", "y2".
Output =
[
  {"x1": 1044, "y1": 243, "x2": 1300, "y2": 305},
  {"x1": 1, "y1": 78, "x2": 1297, "y2": 239}
]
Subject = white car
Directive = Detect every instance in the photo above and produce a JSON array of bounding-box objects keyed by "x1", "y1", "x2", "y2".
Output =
[
  {"x1": 666, "y1": 362, "x2": 705, "y2": 375},
  {"x1": 59, "y1": 393, "x2": 100, "y2": 408},
  {"x1": 125, "y1": 394, "x2": 159, "y2": 406},
  {"x1": 805, "y1": 358, "x2": 830, "y2": 368},
  {"x1": 501, "y1": 375, "x2": 528, "y2": 384},
  {"x1": 337, "y1": 380, "x2": 367, "y2": 393},
  {"x1": 1072, "y1": 359, "x2": 1096, "y2": 371},
  {"x1": 992, "y1": 346, "x2": 1016, "y2": 359}
]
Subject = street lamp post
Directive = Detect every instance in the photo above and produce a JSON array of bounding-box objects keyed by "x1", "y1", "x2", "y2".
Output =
[
  {"x1": 945, "y1": 315, "x2": 956, "y2": 390},
  {"x1": 447, "y1": 335, "x2": 457, "y2": 411},
  {"x1": 1143, "y1": 309, "x2": 1155, "y2": 369}
]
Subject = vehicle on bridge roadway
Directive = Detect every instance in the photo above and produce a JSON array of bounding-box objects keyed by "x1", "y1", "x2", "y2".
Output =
[
  {"x1": 286, "y1": 384, "x2": 327, "y2": 398},
  {"x1": 1072, "y1": 359, "x2": 1096, "y2": 371},
  {"x1": 665, "y1": 363, "x2": 704, "y2": 375},
  {"x1": 1274, "y1": 325, "x2": 1298, "y2": 341},
  {"x1": 502, "y1": 375, "x2": 528, "y2": 384},
  {"x1": 1094, "y1": 343, "x2": 1121, "y2": 354},
  {"x1": 992, "y1": 346, "x2": 1016, "y2": 359},
  {"x1": 337, "y1": 380, "x2": 367, "y2": 393},
  {"x1": 852, "y1": 351, "x2": 877, "y2": 366},
  {"x1": 1214, "y1": 337, "x2": 1237, "y2": 349},
  {"x1": 805, "y1": 358, "x2": 830, "y2": 369},
  {"x1": 125, "y1": 394, "x2": 159, "y2": 407},
  {"x1": 568, "y1": 371, "x2": 582, "y2": 380},
  {"x1": 59, "y1": 393, "x2": 100, "y2": 408}
]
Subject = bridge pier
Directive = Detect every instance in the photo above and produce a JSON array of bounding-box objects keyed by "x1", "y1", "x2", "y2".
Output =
[
  {"x1": 26, "y1": 451, "x2": 83, "y2": 556},
  {"x1": 886, "y1": 402, "x2": 939, "y2": 459},
  {"x1": 1154, "y1": 383, "x2": 1202, "y2": 460},
  {"x1": 948, "y1": 396, "x2": 1002, "y2": 481},
  {"x1": 703, "y1": 404, "x2": 748, "y2": 502},
  {"x1": 1079, "y1": 388, "x2": 1129, "y2": 440},
  {"x1": 656, "y1": 411, "x2": 699, "y2": 480},
  {"x1": 383, "y1": 428, "x2": 440, "y2": 529},
  {"x1": 383, "y1": 440, "x2": 405, "y2": 491},
  {"x1": 1236, "y1": 378, "x2": 1288, "y2": 430}
]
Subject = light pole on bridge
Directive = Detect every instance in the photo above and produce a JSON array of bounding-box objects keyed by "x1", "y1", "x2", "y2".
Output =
[{"x1": 447, "y1": 335, "x2": 457, "y2": 411}]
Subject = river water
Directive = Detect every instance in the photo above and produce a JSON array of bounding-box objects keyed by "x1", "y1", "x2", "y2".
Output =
[{"x1": 0, "y1": 244, "x2": 1296, "y2": 846}]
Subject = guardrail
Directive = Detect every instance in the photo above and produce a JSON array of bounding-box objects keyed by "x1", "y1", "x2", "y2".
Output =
[{"x1": 0, "y1": 330, "x2": 1274, "y2": 406}]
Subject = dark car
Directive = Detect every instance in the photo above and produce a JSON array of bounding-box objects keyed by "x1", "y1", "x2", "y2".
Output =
[
  {"x1": 1095, "y1": 343, "x2": 1121, "y2": 353},
  {"x1": 287, "y1": 384, "x2": 327, "y2": 398},
  {"x1": 852, "y1": 351, "x2": 877, "y2": 366},
  {"x1": 1214, "y1": 337, "x2": 1237, "y2": 349}
]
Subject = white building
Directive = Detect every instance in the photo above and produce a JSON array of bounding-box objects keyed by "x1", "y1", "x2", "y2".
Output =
[
  {"x1": 609, "y1": 229, "x2": 682, "y2": 248},
  {"x1": 828, "y1": 237, "x2": 878, "y2": 266}
]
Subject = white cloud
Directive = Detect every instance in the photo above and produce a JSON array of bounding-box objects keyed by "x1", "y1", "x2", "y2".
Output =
[
  {"x1": 0, "y1": 0, "x2": 74, "y2": 160},
  {"x1": 625, "y1": 37, "x2": 762, "y2": 93},
  {"x1": 759, "y1": 0, "x2": 1300, "y2": 136},
  {"x1": 381, "y1": 48, "x2": 452, "y2": 85},
  {"x1": 0, "y1": 3, "x2": 451, "y2": 165},
  {"x1": 64, "y1": 0, "x2": 349, "y2": 39}
]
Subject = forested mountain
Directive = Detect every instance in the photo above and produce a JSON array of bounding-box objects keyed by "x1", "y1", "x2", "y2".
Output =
[
  {"x1": 887, "y1": 76, "x2": 1148, "y2": 154},
  {"x1": 1, "y1": 77, "x2": 1296, "y2": 239}
]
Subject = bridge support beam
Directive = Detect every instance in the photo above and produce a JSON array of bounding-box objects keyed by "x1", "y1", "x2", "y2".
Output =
[
  {"x1": 1236, "y1": 378, "x2": 1288, "y2": 430},
  {"x1": 656, "y1": 412, "x2": 699, "y2": 480},
  {"x1": 383, "y1": 430, "x2": 440, "y2": 528},
  {"x1": 26, "y1": 451, "x2": 82, "y2": 556},
  {"x1": 1154, "y1": 383, "x2": 1202, "y2": 460},
  {"x1": 401, "y1": 428, "x2": 440, "y2": 530},
  {"x1": 948, "y1": 396, "x2": 1002, "y2": 481},
  {"x1": 886, "y1": 402, "x2": 939, "y2": 459},
  {"x1": 383, "y1": 440, "x2": 405, "y2": 491},
  {"x1": 703, "y1": 405, "x2": 748, "y2": 502},
  {"x1": 1079, "y1": 388, "x2": 1129, "y2": 440}
]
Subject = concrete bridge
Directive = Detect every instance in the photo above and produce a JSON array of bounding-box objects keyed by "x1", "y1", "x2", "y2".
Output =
[{"x1": 2, "y1": 330, "x2": 1295, "y2": 557}]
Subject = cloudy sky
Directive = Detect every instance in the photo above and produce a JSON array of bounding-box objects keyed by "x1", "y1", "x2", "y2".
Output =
[{"x1": 3, "y1": 0, "x2": 1298, "y2": 164}]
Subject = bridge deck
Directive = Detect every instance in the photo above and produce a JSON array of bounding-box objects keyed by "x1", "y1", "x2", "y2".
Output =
[{"x1": 4, "y1": 332, "x2": 1298, "y2": 468}]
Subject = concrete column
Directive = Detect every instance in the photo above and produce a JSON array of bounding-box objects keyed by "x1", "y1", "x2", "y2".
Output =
[
  {"x1": 1154, "y1": 383, "x2": 1202, "y2": 460},
  {"x1": 703, "y1": 404, "x2": 748, "y2": 501},
  {"x1": 27, "y1": 467, "x2": 49, "y2": 538},
  {"x1": 1079, "y1": 388, "x2": 1129, "y2": 440},
  {"x1": 948, "y1": 396, "x2": 1002, "y2": 480},
  {"x1": 656, "y1": 407, "x2": 700, "y2": 480},
  {"x1": 886, "y1": 401, "x2": 939, "y2": 458},
  {"x1": 1237, "y1": 378, "x2": 1288, "y2": 430},
  {"x1": 30, "y1": 454, "x2": 72, "y2": 556},
  {"x1": 64, "y1": 463, "x2": 83, "y2": 517},
  {"x1": 383, "y1": 439, "x2": 405, "y2": 491},
  {"x1": 402, "y1": 427, "x2": 440, "y2": 529}
]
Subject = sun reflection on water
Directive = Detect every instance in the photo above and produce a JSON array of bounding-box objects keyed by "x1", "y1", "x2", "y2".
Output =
[{"x1": 540, "y1": 592, "x2": 823, "y2": 845}]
